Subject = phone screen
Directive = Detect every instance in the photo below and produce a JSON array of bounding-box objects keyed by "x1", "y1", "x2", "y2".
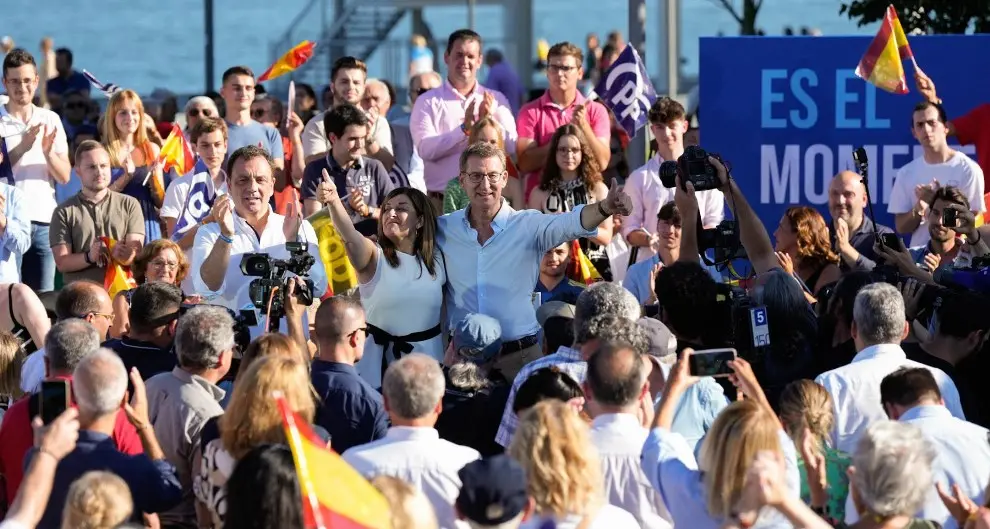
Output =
[
  {"x1": 879, "y1": 233, "x2": 902, "y2": 251},
  {"x1": 688, "y1": 348, "x2": 737, "y2": 377},
  {"x1": 40, "y1": 380, "x2": 70, "y2": 425}
]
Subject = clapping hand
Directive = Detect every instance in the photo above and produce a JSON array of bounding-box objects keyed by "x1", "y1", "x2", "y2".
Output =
[
  {"x1": 835, "y1": 218, "x2": 851, "y2": 252},
  {"x1": 40, "y1": 125, "x2": 58, "y2": 157},
  {"x1": 914, "y1": 179, "x2": 939, "y2": 214},
  {"x1": 571, "y1": 104, "x2": 588, "y2": 126},
  {"x1": 478, "y1": 92, "x2": 495, "y2": 120},
  {"x1": 463, "y1": 99, "x2": 478, "y2": 130},
  {"x1": 601, "y1": 178, "x2": 633, "y2": 216},
  {"x1": 211, "y1": 196, "x2": 235, "y2": 238}
]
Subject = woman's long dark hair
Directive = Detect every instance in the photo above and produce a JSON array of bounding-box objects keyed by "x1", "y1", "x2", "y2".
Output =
[
  {"x1": 222, "y1": 444, "x2": 303, "y2": 529},
  {"x1": 377, "y1": 187, "x2": 439, "y2": 279},
  {"x1": 540, "y1": 123, "x2": 603, "y2": 191}
]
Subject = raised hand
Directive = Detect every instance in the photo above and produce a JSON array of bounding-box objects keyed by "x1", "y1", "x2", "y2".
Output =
[
  {"x1": 32, "y1": 407, "x2": 79, "y2": 460},
  {"x1": 348, "y1": 187, "x2": 369, "y2": 217},
  {"x1": 40, "y1": 125, "x2": 58, "y2": 156},
  {"x1": 479, "y1": 92, "x2": 495, "y2": 119},
  {"x1": 287, "y1": 112, "x2": 304, "y2": 139},
  {"x1": 914, "y1": 69, "x2": 938, "y2": 103},
  {"x1": 317, "y1": 168, "x2": 339, "y2": 204},
  {"x1": 463, "y1": 98, "x2": 478, "y2": 131},
  {"x1": 283, "y1": 201, "x2": 301, "y2": 243},
  {"x1": 571, "y1": 103, "x2": 588, "y2": 126},
  {"x1": 775, "y1": 251, "x2": 795, "y2": 275},
  {"x1": 914, "y1": 179, "x2": 939, "y2": 207},
  {"x1": 935, "y1": 482, "x2": 978, "y2": 528},
  {"x1": 123, "y1": 367, "x2": 151, "y2": 431},
  {"x1": 121, "y1": 150, "x2": 136, "y2": 176},
  {"x1": 601, "y1": 178, "x2": 633, "y2": 216},
  {"x1": 211, "y1": 196, "x2": 235, "y2": 237},
  {"x1": 835, "y1": 217, "x2": 851, "y2": 251}
]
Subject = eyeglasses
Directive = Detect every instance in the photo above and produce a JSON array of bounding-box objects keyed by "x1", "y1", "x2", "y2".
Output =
[
  {"x1": 149, "y1": 259, "x2": 180, "y2": 270},
  {"x1": 187, "y1": 108, "x2": 213, "y2": 118},
  {"x1": 548, "y1": 64, "x2": 578, "y2": 74},
  {"x1": 462, "y1": 171, "x2": 506, "y2": 184},
  {"x1": 86, "y1": 311, "x2": 116, "y2": 323},
  {"x1": 557, "y1": 146, "x2": 581, "y2": 155},
  {"x1": 347, "y1": 327, "x2": 368, "y2": 338}
]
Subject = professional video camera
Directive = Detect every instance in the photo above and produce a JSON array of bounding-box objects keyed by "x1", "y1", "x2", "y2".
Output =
[
  {"x1": 658, "y1": 145, "x2": 725, "y2": 192},
  {"x1": 713, "y1": 283, "x2": 772, "y2": 364},
  {"x1": 240, "y1": 242, "x2": 316, "y2": 332}
]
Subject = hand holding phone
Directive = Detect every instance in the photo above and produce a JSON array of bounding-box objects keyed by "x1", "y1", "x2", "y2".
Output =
[{"x1": 688, "y1": 348, "x2": 737, "y2": 378}]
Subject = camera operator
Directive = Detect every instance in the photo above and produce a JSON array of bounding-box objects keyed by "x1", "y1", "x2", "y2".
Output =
[{"x1": 191, "y1": 145, "x2": 327, "y2": 339}]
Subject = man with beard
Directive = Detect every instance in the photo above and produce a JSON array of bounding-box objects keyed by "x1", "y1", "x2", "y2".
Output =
[
  {"x1": 907, "y1": 185, "x2": 972, "y2": 270},
  {"x1": 50, "y1": 141, "x2": 144, "y2": 285},
  {"x1": 534, "y1": 242, "x2": 585, "y2": 304},
  {"x1": 829, "y1": 170, "x2": 894, "y2": 273}
]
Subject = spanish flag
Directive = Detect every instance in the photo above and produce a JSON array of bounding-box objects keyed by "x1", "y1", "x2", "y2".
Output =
[
  {"x1": 259, "y1": 41, "x2": 316, "y2": 82},
  {"x1": 307, "y1": 209, "x2": 358, "y2": 297},
  {"x1": 855, "y1": 5, "x2": 915, "y2": 94},
  {"x1": 100, "y1": 237, "x2": 137, "y2": 298},
  {"x1": 158, "y1": 124, "x2": 195, "y2": 176},
  {"x1": 567, "y1": 239, "x2": 603, "y2": 285},
  {"x1": 276, "y1": 394, "x2": 391, "y2": 529}
]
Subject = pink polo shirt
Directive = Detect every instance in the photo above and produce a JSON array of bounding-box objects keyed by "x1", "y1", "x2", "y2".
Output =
[
  {"x1": 516, "y1": 91, "x2": 611, "y2": 194},
  {"x1": 409, "y1": 80, "x2": 518, "y2": 193}
]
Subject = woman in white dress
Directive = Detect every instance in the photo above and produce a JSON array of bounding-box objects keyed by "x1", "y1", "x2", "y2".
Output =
[{"x1": 317, "y1": 169, "x2": 445, "y2": 388}]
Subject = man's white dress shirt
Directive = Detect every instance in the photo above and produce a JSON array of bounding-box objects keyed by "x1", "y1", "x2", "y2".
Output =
[
  {"x1": 342, "y1": 426, "x2": 480, "y2": 529},
  {"x1": 815, "y1": 343, "x2": 964, "y2": 455},
  {"x1": 590, "y1": 413, "x2": 672, "y2": 529},
  {"x1": 190, "y1": 204, "x2": 327, "y2": 340}
]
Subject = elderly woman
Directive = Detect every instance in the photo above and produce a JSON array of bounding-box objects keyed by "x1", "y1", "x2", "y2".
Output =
[
  {"x1": 803, "y1": 420, "x2": 939, "y2": 529},
  {"x1": 509, "y1": 400, "x2": 638, "y2": 528},
  {"x1": 183, "y1": 96, "x2": 219, "y2": 138},
  {"x1": 642, "y1": 350, "x2": 800, "y2": 529},
  {"x1": 110, "y1": 239, "x2": 190, "y2": 338}
]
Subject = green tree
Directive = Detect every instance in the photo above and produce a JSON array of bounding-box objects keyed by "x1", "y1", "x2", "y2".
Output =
[
  {"x1": 839, "y1": 0, "x2": 990, "y2": 34},
  {"x1": 710, "y1": 0, "x2": 764, "y2": 35}
]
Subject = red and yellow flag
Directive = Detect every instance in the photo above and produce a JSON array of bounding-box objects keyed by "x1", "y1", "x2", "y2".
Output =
[
  {"x1": 100, "y1": 237, "x2": 137, "y2": 298},
  {"x1": 259, "y1": 41, "x2": 316, "y2": 82},
  {"x1": 567, "y1": 239, "x2": 603, "y2": 285},
  {"x1": 276, "y1": 394, "x2": 391, "y2": 529},
  {"x1": 855, "y1": 5, "x2": 915, "y2": 94},
  {"x1": 158, "y1": 124, "x2": 195, "y2": 175}
]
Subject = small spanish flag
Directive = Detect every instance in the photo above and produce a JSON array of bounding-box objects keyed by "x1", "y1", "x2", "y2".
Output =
[
  {"x1": 100, "y1": 237, "x2": 137, "y2": 298},
  {"x1": 855, "y1": 5, "x2": 915, "y2": 94},
  {"x1": 276, "y1": 394, "x2": 391, "y2": 529},
  {"x1": 158, "y1": 124, "x2": 195, "y2": 176},
  {"x1": 567, "y1": 239, "x2": 603, "y2": 285},
  {"x1": 259, "y1": 41, "x2": 316, "y2": 82}
]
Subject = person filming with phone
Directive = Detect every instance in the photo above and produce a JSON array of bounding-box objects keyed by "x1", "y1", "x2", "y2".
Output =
[{"x1": 907, "y1": 186, "x2": 975, "y2": 270}]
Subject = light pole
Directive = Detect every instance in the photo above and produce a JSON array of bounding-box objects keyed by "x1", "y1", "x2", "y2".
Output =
[{"x1": 205, "y1": 0, "x2": 215, "y2": 92}]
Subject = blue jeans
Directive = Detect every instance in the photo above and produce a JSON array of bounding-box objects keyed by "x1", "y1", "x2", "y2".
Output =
[{"x1": 17, "y1": 223, "x2": 55, "y2": 292}]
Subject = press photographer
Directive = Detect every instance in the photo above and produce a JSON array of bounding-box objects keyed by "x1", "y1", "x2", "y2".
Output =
[{"x1": 192, "y1": 145, "x2": 328, "y2": 339}]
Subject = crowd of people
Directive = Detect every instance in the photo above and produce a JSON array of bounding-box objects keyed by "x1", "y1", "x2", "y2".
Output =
[{"x1": 1, "y1": 22, "x2": 990, "y2": 529}]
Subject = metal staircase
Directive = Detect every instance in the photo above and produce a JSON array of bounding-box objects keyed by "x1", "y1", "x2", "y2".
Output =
[{"x1": 267, "y1": 0, "x2": 407, "y2": 93}]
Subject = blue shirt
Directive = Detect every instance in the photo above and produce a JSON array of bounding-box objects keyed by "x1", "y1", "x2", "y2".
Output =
[
  {"x1": 437, "y1": 202, "x2": 596, "y2": 340},
  {"x1": 46, "y1": 71, "x2": 92, "y2": 96},
  {"x1": 534, "y1": 277, "x2": 586, "y2": 304},
  {"x1": 655, "y1": 362, "x2": 729, "y2": 455},
  {"x1": 0, "y1": 182, "x2": 30, "y2": 283},
  {"x1": 310, "y1": 359, "x2": 389, "y2": 454},
  {"x1": 483, "y1": 62, "x2": 525, "y2": 116},
  {"x1": 623, "y1": 254, "x2": 723, "y2": 305},
  {"x1": 225, "y1": 120, "x2": 284, "y2": 159},
  {"x1": 25, "y1": 430, "x2": 182, "y2": 528}
]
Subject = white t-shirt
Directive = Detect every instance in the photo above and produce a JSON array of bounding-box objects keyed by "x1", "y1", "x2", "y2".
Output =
[
  {"x1": 0, "y1": 104, "x2": 69, "y2": 222},
  {"x1": 161, "y1": 173, "x2": 227, "y2": 294},
  {"x1": 301, "y1": 110, "x2": 392, "y2": 160},
  {"x1": 888, "y1": 151, "x2": 985, "y2": 248}
]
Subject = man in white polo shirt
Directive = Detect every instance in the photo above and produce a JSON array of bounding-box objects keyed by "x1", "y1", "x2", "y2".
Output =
[{"x1": 1, "y1": 48, "x2": 70, "y2": 292}]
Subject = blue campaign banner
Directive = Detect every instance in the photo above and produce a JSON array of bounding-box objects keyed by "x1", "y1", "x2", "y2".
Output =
[{"x1": 700, "y1": 35, "x2": 990, "y2": 231}]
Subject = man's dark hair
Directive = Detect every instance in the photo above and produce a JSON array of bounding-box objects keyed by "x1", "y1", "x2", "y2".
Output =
[
  {"x1": 54, "y1": 280, "x2": 106, "y2": 321},
  {"x1": 446, "y1": 29, "x2": 483, "y2": 55},
  {"x1": 73, "y1": 140, "x2": 106, "y2": 167},
  {"x1": 654, "y1": 261, "x2": 719, "y2": 340},
  {"x1": 512, "y1": 367, "x2": 583, "y2": 414},
  {"x1": 128, "y1": 282, "x2": 183, "y2": 335},
  {"x1": 331, "y1": 56, "x2": 367, "y2": 83},
  {"x1": 657, "y1": 201, "x2": 681, "y2": 226},
  {"x1": 880, "y1": 367, "x2": 942, "y2": 408},
  {"x1": 931, "y1": 185, "x2": 970, "y2": 211},
  {"x1": 323, "y1": 103, "x2": 369, "y2": 139},
  {"x1": 2, "y1": 48, "x2": 37, "y2": 78},
  {"x1": 226, "y1": 145, "x2": 275, "y2": 178},
  {"x1": 648, "y1": 96, "x2": 686, "y2": 126},
  {"x1": 542, "y1": 316, "x2": 575, "y2": 354},
  {"x1": 55, "y1": 47, "x2": 73, "y2": 66},
  {"x1": 912, "y1": 100, "x2": 948, "y2": 126},
  {"x1": 223, "y1": 445, "x2": 304, "y2": 529},
  {"x1": 221, "y1": 65, "x2": 255, "y2": 85},
  {"x1": 587, "y1": 346, "x2": 645, "y2": 407},
  {"x1": 933, "y1": 291, "x2": 989, "y2": 341}
]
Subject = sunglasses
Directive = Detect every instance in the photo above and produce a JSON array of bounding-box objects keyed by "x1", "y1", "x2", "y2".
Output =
[
  {"x1": 188, "y1": 108, "x2": 214, "y2": 118},
  {"x1": 414, "y1": 87, "x2": 432, "y2": 96}
]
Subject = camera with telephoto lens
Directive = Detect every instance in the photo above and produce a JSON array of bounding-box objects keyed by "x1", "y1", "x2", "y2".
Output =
[
  {"x1": 713, "y1": 283, "x2": 772, "y2": 365},
  {"x1": 698, "y1": 219, "x2": 747, "y2": 265},
  {"x1": 658, "y1": 145, "x2": 724, "y2": 192},
  {"x1": 240, "y1": 242, "x2": 316, "y2": 332}
]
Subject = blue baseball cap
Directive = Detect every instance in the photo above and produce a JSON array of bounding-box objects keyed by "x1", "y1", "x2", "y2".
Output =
[
  {"x1": 456, "y1": 455, "x2": 528, "y2": 525},
  {"x1": 454, "y1": 313, "x2": 502, "y2": 364}
]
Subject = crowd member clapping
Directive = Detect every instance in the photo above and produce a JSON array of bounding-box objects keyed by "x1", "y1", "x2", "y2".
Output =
[
  {"x1": 829, "y1": 171, "x2": 895, "y2": 273},
  {"x1": 108, "y1": 238, "x2": 188, "y2": 338},
  {"x1": 773, "y1": 206, "x2": 840, "y2": 297},
  {"x1": 642, "y1": 351, "x2": 800, "y2": 529},
  {"x1": 509, "y1": 400, "x2": 639, "y2": 527}
]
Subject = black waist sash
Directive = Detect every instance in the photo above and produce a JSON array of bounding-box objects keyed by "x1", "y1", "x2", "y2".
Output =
[{"x1": 367, "y1": 322, "x2": 442, "y2": 381}]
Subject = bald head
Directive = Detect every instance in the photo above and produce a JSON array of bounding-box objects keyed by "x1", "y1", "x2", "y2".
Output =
[
  {"x1": 586, "y1": 346, "x2": 646, "y2": 408},
  {"x1": 314, "y1": 296, "x2": 365, "y2": 348},
  {"x1": 73, "y1": 348, "x2": 128, "y2": 417},
  {"x1": 829, "y1": 170, "x2": 868, "y2": 228},
  {"x1": 55, "y1": 280, "x2": 111, "y2": 320},
  {"x1": 362, "y1": 79, "x2": 391, "y2": 116}
]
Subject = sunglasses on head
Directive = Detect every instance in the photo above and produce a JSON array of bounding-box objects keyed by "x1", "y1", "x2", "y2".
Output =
[{"x1": 188, "y1": 108, "x2": 213, "y2": 118}]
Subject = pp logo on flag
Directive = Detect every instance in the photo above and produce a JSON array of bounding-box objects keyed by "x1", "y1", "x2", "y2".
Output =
[
  {"x1": 604, "y1": 62, "x2": 653, "y2": 123},
  {"x1": 182, "y1": 189, "x2": 211, "y2": 223}
]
